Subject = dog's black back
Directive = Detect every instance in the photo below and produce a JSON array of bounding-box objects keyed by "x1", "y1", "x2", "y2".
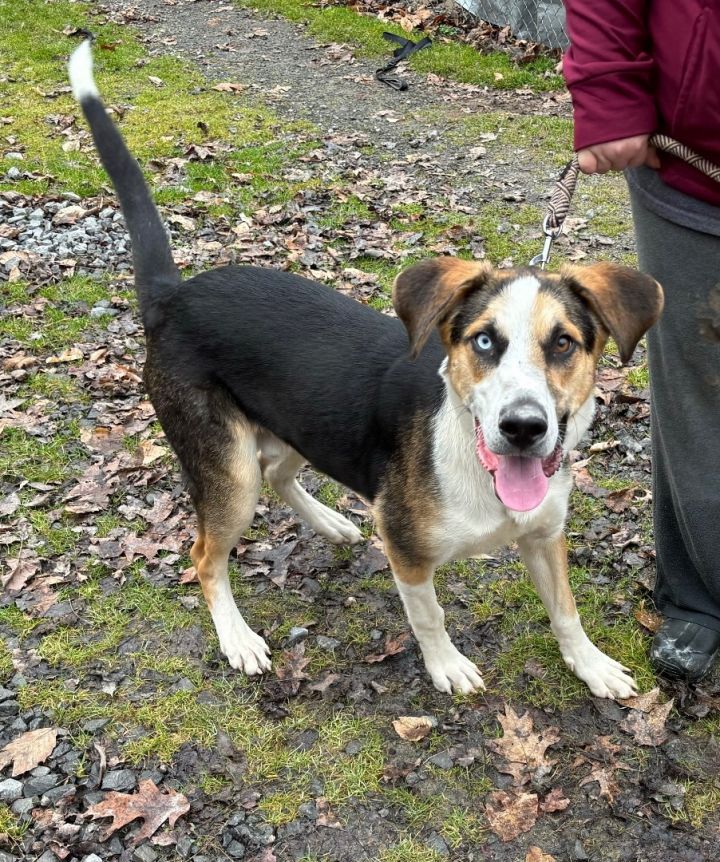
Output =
[{"x1": 147, "y1": 265, "x2": 445, "y2": 499}]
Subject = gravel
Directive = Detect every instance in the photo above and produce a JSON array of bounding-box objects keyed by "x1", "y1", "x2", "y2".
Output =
[{"x1": 0, "y1": 778, "x2": 23, "y2": 803}]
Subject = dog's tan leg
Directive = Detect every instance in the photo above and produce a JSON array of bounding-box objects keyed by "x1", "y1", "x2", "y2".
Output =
[
  {"x1": 517, "y1": 534, "x2": 637, "y2": 699},
  {"x1": 387, "y1": 552, "x2": 485, "y2": 694},
  {"x1": 260, "y1": 435, "x2": 362, "y2": 545},
  {"x1": 193, "y1": 424, "x2": 271, "y2": 676}
]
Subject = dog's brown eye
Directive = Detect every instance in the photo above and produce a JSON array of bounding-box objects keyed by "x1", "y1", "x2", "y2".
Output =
[{"x1": 555, "y1": 334, "x2": 575, "y2": 354}]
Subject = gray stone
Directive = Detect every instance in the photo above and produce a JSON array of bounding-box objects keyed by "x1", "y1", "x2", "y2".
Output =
[
  {"x1": 344, "y1": 739, "x2": 363, "y2": 756},
  {"x1": 30, "y1": 765, "x2": 50, "y2": 777},
  {"x1": 225, "y1": 841, "x2": 245, "y2": 859},
  {"x1": 132, "y1": 845, "x2": 158, "y2": 862},
  {"x1": 11, "y1": 797, "x2": 34, "y2": 816},
  {"x1": 0, "y1": 779, "x2": 23, "y2": 803},
  {"x1": 316, "y1": 635, "x2": 340, "y2": 650},
  {"x1": 0, "y1": 854, "x2": 20, "y2": 862},
  {"x1": 6, "y1": 166, "x2": 21, "y2": 180},
  {"x1": 82, "y1": 718, "x2": 110, "y2": 732},
  {"x1": 426, "y1": 832, "x2": 450, "y2": 856},
  {"x1": 82, "y1": 855, "x2": 104, "y2": 862},
  {"x1": 0, "y1": 688, "x2": 15, "y2": 702},
  {"x1": 427, "y1": 751, "x2": 454, "y2": 770},
  {"x1": 102, "y1": 768, "x2": 136, "y2": 791},
  {"x1": 287, "y1": 626, "x2": 309, "y2": 645},
  {"x1": 23, "y1": 774, "x2": 60, "y2": 796},
  {"x1": 297, "y1": 801, "x2": 318, "y2": 820},
  {"x1": 36, "y1": 852, "x2": 58, "y2": 862}
]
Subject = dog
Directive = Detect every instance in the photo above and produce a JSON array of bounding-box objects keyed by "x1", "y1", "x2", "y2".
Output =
[{"x1": 68, "y1": 41, "x2": 663, "y2": 699}]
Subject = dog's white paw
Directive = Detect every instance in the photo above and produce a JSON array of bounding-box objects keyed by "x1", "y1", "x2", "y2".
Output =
[
  {"x1": 310, "y1": 506, "x2": 363, "y2": 545},
  {"x1": 563, "y1": 640, "x2": 637, "y2": 699},
  {"x1": 217, "y1": 618, "x2": 272, "y2": 676},
  {"x1": 424, "y1": 643, "x2": 486, "y2": 695}
]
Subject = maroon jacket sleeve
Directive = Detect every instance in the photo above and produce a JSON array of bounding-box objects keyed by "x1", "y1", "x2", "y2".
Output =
[{"x1": 562, "y1": 0, "x2": 658, "y2": 150}]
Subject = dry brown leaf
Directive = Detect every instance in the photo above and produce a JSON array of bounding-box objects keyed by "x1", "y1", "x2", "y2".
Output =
[
  {"x1": 604, "y1": 485, "x2": 640, "y2": 513},
  {"x1": 0, "y1": 728, "x2": 58, "y2": 776},
  {"x1": 571, "y1": 461, "x2": 607, "y2": 498},
  {"x1": 619, "y1": 698, "x2": 674, "y2": 746},
  {"x1": 485, "y1": 790, "x2": 538, "y2": 842},
  {"x1": 539, "y1": 787, "x2": 570, "y2": 813},
  {"x1": 526, "y1": 848, "x2": 557, "y2": 862},
  {"x1": 212, "y1": 81, "x2": 246, "y2": 93},
  {"x1": 275, "y1": 642, "x2": 311, "y2": 694},
  {"x1": 136, "y1": 440, "x2": 167, "y2": 466},
  {"x1": 392, "y1": 715, "x2": 435, "y2": 742},
  {"x1": 634, "y1": 606, "x2": 663, "y2": 633},
  {"x1": 87, "y1": 778, "x2": 189, "y2": 845},
  {"x1": 576, "y1": 735, "x2": 628, "y2": 802},
  {"x1": 2, "y1": 552, "x2": 39, "y2": 592},
  {"x1": 166, "y1": 213, "x2": 196, "y2": 231},
  {"x1": 315, "y1": 797, "x2": 342, "y2": 828},
  {"x1": 486, "y1": 705, "x2": 560, "y2": 785},
  {"x1": 46, "y1": 346, "x2": 83, "y2": 364},
  {"x1": 363, "y1": 631, "x2": 411, "y2": 663}
]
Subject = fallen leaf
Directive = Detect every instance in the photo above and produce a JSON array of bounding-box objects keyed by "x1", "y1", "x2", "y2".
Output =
[
  {"x1": 0, "y1": 728, "x2": 58, "y2": 776},
  {"x1": 2, "y1": 552, "x2": 39, "y2": 592},
  {"x1": 526, "y1": 849, "x2": 556, "y2": 862},
  {"x1": 307, "y1": 673, "x2": 341, "y2": 694},
  {"x1": 576, "y1": 735, "x2": 628, "y2": 802},
  {"x1": 275, "y1": 642, "x2": 310, "y2": 694},
  {"x1": 166, "y1": 213, "x2": 196, "y2": 231},
  {"x1": 486, "y1": 705, "x2": 560, "y2": 785},
  {"x1": 619, "y1": 690, "x2": 674, "y2": 747},
  {"x1": 363, "y1": 631, "x2": 411, "y2": 663},
  {"x1": 87, "y1": 778, "x2": 190, "y2": 845},
  {"x1": 46, "y1": 346, "x2": 83, "y2": 364},
  {"x1": 0, "y1": 491, "x2": 21, "y2": 517},
  {"x1": 315, "y1": 797, "x2": 342, "y2": 828},
  {"x1": 52, "y1": 204, "x2": 87, "y2": 226},
  {"x1": 539, "y1": 787, "x2": 570, "y2": 813},
  {"x1": 485, "y1": 790, "x2": 538, "y2": 842},
  {"x1": 136, "y1": 440, "x2": 167, "y2": 466},
  {"x1": 392, "y1": 715, "x2": 436, "y2": 742},
  {"x1": 212, "y1": 81, "x2": 246, "y2": 92},
  {"x1": 634, "y1": 606, "x2": 663, "y2": 633}
]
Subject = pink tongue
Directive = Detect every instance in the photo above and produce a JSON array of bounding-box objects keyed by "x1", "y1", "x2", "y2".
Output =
[{"x1": 494, "y1": 455, "x2": 549, "y2": 512}]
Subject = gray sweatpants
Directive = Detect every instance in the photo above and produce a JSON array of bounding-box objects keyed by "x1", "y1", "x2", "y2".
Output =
[{"x1": 628, "y1": 182, "x2": 720, "y2": 632}]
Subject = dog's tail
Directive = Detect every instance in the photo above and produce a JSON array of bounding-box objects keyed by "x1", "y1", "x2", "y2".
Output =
[{"x1": 68, "y1": 40, "x2": 179, "y2": 320}]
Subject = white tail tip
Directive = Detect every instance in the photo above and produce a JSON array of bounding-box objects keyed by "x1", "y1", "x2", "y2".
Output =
[{"x1": 68, "y1": 40, "x2": 99, "y2": 101}]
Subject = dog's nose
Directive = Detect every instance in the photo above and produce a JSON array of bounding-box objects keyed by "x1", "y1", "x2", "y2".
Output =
[{"x1": 498, "y1": 402, "x2": 548, "y2": 450}]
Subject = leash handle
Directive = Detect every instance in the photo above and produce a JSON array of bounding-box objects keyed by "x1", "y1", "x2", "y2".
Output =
[{"x1": 529, "y1": 135, "x2": 720, "y2": 268}]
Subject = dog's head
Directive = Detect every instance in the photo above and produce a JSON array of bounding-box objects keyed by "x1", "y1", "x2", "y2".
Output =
[{"x1": 393, "y1": 258, "x2": 663, "y2": 512}]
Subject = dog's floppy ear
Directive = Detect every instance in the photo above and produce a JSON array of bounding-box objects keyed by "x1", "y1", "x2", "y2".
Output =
[
  {"x1": 561, "y1": 262, "x2": 664, "y2": 364},
  {"x1": 393, "y1": 258, "x2": 493, "y2": 358}
]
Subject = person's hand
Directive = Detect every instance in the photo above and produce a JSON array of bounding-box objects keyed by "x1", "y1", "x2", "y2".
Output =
[{"x1": 577, "y1": 135, "x2": 661, "y2": 174}]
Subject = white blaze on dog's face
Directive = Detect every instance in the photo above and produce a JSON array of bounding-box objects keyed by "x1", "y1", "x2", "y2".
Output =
[{"x1": 393, "y1": 258, "x2": 664, "y2": 513}]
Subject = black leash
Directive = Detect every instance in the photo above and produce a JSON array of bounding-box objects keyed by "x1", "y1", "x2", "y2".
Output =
[{"x1": 375, "y1": 32, "x2": 432, "y2": 91}]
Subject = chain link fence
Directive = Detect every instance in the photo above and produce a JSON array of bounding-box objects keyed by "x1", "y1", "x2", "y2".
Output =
[{"x1": 455, "y1": 0, "x2": 567, "y2": 49}]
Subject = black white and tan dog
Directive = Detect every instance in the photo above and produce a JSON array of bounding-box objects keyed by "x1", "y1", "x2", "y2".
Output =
[{"x1": 68, "y1": 42, "x2": 663, "y2": 699}]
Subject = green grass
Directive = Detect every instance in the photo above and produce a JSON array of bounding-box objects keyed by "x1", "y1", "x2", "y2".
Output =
[
  {"x1": 379, "y1": 839, "x2": 443, "y2": 862},
  {"x1": 0, "y1": 804, "x2": 28, "y2": 841},
  {"x1": 0, "y1": 424, "x2": 81, "y2": 484},
  {"x1": 465, "y1": 563, "x2": 656, "y2": 709},
  {"x1": 0, "y1": 638, "x2": 13, "y2": 682},
  {"x1": 234, "y1": 0, "x2": 562, "y2": 90}
]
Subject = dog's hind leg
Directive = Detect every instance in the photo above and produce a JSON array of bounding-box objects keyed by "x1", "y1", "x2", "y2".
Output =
[
  {"x1": 518, "y1": 533, "x2": 637, "y2": 699},
  {"x1": 259, "y1": 434, "x2": 362, "y2": 545},
  {"x1": 188, "y1": 419, "x2": 271, "y2": 675}
]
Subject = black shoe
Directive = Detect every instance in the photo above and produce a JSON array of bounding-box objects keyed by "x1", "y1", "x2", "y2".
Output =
[{"x1": 650, "y1": 619, "x2": 720, "y2": 681}]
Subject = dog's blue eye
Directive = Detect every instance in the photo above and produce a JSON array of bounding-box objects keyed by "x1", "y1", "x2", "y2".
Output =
[{"x1": 475, "y1": 332, "x2": 493, "y2": 351}]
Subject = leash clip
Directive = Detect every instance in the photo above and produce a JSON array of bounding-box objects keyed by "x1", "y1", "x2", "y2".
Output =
[{"x1": 529, "y1": 216, "x2": 561, "y2": 269}]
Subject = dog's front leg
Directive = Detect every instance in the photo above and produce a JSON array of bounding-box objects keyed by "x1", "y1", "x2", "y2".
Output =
[
  {"x1": 517, "y1": 534, "x2": 638, "y2": 699},
  {"x1": 387, "y1": 553, "x2": 485, "y2": 694}
]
